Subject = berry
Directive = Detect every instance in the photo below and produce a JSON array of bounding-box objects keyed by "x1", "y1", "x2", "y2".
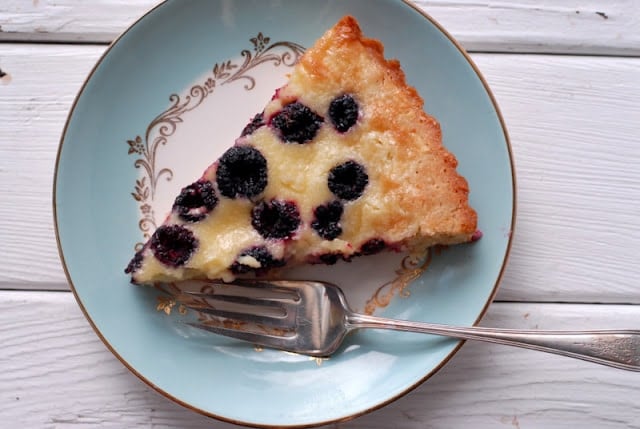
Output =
[
  {"x1": 311, "y1": 200, "x2": 344, "y2": 240},
  {"x1": 251, "y1": 199, "x2": 301, "y2": 239},
  {"x1": 124, "y1": 249, "x2": 144, "y2": 274},
  {"x1": 216, "y1": 146, "x2": 268, "y2": 198},
  {"x1": 150, "y1": 225, "x2": 198, "y2": 268},
  {"x1": 240, "y1": 112, "x2": 265, "y2": 137},
  {"x1": 359, "y1": 238, "x2": 386, "y2": 255},
  {"x1": 328, "y1": 160, "x2": 368, "y2": 200},
  {"x1": 318, "y1": 252, "x2": 343, "y2": 265},
  {"x1": 172, "y1": 180, "x2": 218, "y2": 222},
  {"x1": 230, "y1": 246, "x2": 285, "y2": 274},
  {"x1": 270, "y1": 102, "x2": 323, "y2": 144},
  {"x1": 329, "y1": 94, "x2": 359, "y2": 132}
]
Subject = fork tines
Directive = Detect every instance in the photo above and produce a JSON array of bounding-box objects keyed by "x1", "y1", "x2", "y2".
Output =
[
  {"x1": 180, "y1": 280, "x2": 300, "y2": 329},
  {"x1": 184, "y1": 322, "x2": 298, "y2": 351}
]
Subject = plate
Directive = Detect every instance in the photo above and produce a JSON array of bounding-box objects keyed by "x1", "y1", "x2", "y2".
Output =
[{"x1": 54, "y1": 0, "x2": 514, "y2": 427}]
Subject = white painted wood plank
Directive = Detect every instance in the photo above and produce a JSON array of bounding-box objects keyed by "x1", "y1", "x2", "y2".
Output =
[
  {"x1": 0, "y1": 45, "x2": 101, "y2": 288},
  {"x1": 1, "y1": 45, "x2": 639, "y2": 303},
  {"x1": 0, "y1": 0, "x2": 152, "y2": 43},
  {"x1": 2, "y1": 292, "x2": 639, "y2": 428},
  {"x1": 418, "y1": 0, "x2": 640, "y2": 56},
  {"x1": 0, "y1": 0, "x2": 639, "y2": 55},
  {"x1": 474, "y1": 54, "x2": 640, "y2": 303}
]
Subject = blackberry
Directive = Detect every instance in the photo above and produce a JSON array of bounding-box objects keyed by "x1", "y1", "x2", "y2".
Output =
[
  {"x1": 311, "y1": 200, "x2": 344, "y2": 240},
  {"x1": 230, "y1": 246, "x2": 285, "y2": 274},
  {"x1": 329, "y1": 94, "x2": 359, "y2": 132},
  {"x1": 328, "y1": 160, "x2": 368, "y2": 200},
  {"x1": 359, "y1": 238, "x2": 386, "y2": 255},
  {"x1": 216, "y1": 146, "x2": 268, "y2": 198},
  {"x1": 172, "y1": 180, "x2": 218, "y2": 222},
  {"x1": 270, "y1": 102, "x2": 323, "y2": 144},
  {"x1": 251, "y1": 199, "x2": 301, "y2": 239},
  {"x1": 318, "y1": 252, "x2": 343, "y2": 265},
  {"x1": 240, "y1": 112, "x2": 265, "y2": 137},
  {"x1": 150, "y1": 225, "x2": 198, "y2": 268},
  {"x1": 124, "y1": 249, "x2": 144, "y2": 274}
]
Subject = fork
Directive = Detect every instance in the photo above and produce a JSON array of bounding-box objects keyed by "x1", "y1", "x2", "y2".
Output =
[{"x1": 182, "y1": 279, "x2": 640, "y2": 371}]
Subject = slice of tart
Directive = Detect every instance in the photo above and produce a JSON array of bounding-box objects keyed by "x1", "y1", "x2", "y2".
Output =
[{"x1": 126, "y1": 16, "x2": 477, "y2": 284}]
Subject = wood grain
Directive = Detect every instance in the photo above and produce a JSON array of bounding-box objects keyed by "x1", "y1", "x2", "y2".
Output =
[
  {"x1": 1, "y1": 45, "x2": 639, "y2": 303},
  {"x1": 474, "y1": 54, "x2": 640, "y2": 303},
  {"x1": 2, "y1": 291, "x2": 639, "y2": 428},
  {"x1": 0, "y1": 45, "x2": 100, "y2": 288},
  {"x1": 0, "y1": 0, "x2": 639, "y2": 55}
]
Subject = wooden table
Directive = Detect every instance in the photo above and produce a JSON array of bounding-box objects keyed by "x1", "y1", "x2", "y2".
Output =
[{"x1": 2, "y1": 1, "x2": 639, "y2": 427}]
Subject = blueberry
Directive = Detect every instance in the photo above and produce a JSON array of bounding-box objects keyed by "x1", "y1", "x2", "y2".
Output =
[
  {"x1": 216, "y1": 146, "x2": 268, "y2": 198},
  {"x1": 172, "y1": 180, "x2": 218, "y2": 222},
  {"x1": 150, "y1": 225, "x2": 198, "y2": 268},
  {"x1": 329, "y1": 94, "x2": 359, "y2": 132},
  {"x1": 251, "y1": 199, "x2": 300, "y2": 239},
  {"x1": 230, "y1": 246, "x2": 285, "y2": 274},
  {"x1": 240, "y1": 112, "x2": 265, "y2": 137},
  {"x1": 359, "y1": 238, "x2": 386, "y2": 255},
  {"x1": 270, "y1": 102, "x2": 323, "y2": 144},
  {"x1": 124, "y1": 249, "x2": 144, "y2": 274},
  {"x1": 311, "y1": 200, "x2": 344, "y2": 240},
  {"x1": 328, "y1": 160, "x2": 368, "y2": 200}
]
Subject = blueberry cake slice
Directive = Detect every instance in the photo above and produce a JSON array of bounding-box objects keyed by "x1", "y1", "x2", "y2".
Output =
[{"x1": 126, "y1": 16, "x2": 477, "y2": 284}]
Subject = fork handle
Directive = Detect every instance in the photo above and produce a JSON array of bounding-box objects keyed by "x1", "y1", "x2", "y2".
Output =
[{"x1": 347, "y1": 313, "x2": 640, "y2": 371}]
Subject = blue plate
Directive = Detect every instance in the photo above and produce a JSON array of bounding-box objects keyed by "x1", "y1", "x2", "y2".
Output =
[{"x1": 54, "y1": 0, "x2": 514, "y2": 427}]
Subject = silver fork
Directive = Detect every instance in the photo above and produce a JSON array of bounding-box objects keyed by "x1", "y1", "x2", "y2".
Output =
[{"x1": 182, "y1": 279, "x2": 640, "y2": 371}]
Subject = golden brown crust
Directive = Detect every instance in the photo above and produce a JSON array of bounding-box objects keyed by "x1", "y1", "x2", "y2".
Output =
[{"x1": 297, "y1": 16, "x2": 477, "y2": 245}]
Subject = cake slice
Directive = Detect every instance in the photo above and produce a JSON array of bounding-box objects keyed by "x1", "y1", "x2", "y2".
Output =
[{"x1": 126, "y1": 16, "x2": 477, "y2": 284}]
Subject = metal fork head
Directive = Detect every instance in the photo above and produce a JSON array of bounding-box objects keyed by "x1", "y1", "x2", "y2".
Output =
[{"x1": 181, "y1": 279, "x2": 350, "y2": 356}]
